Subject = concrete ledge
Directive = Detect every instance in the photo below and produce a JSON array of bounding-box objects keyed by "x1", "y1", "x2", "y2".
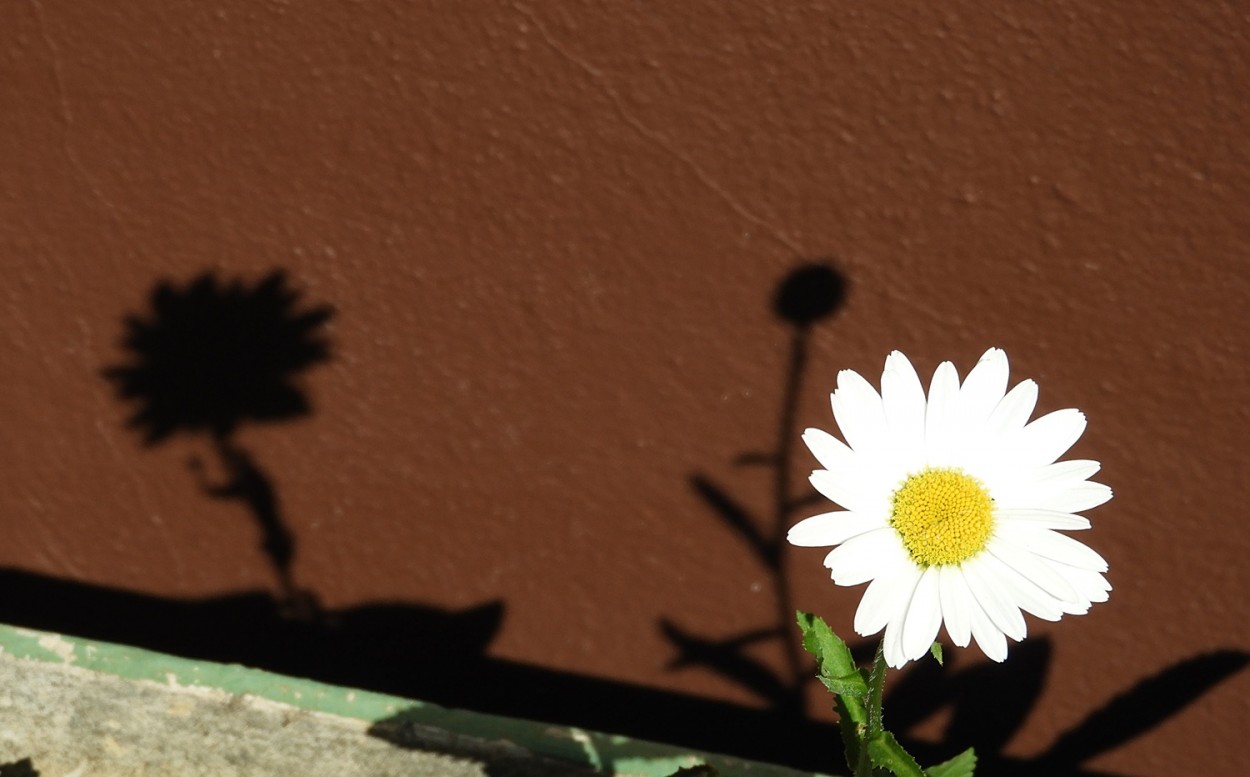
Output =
[{"x1": 0, "y1": 624, "x2": 830, "y2": 777}]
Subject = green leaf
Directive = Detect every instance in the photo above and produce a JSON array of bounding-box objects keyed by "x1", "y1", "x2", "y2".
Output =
[
  {"x1": 796, "y1": 612, "x2": 860, "y2": 681},
  {"x1": 797, "y1": 612, "x2": 870, "y2": 774},
  {"x1": 797, "y1": 612, "x2": 869, "y2": 697},
  {"x1": 818, "y1": 670, "x2": 871, "y2": 698},
  {"x1": 865, "y1": 731, "x2": 925, "y2": 777},
  {"x1": 929, "y1": 641, "x2": 943, "y2": 666},
  {"x1": 925, "y1": 748, "x2": 976, "y2": 777}
]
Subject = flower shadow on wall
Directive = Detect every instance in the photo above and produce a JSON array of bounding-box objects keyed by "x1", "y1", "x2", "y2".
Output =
[
  {"x1": 663, "y1": 262, "x2": 848, "y2": 719},
  {"x1": 103, "y1": 270, "x2": 333, "y2": 613},
  {"x1": 665, "y1": 263, "x2": 1248, "y2": 775}
]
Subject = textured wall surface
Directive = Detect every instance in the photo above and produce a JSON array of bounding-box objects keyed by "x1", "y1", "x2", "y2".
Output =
[{"x1": 2, "y1": 2, "x2": 1247, "y2": 775}]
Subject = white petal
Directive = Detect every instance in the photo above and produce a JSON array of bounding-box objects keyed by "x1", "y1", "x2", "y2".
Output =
[
  {"x1": 1000, "y1": 458, "x2": 1097, "y2": 492},
  {"x1": 855, "y1": 559, "x2": 920, "y2": 636},
  {"x1": 962, "y1": 556, "x2": 1027, "y2": 640},
  {"x1": 881, "y1": 351, "x2": 926, "y2": 454},
  {"x1": 802, "y1": 428, "x2": 855, "y2": 472},
  {"x1": 831, "y1": 369, "x2": 888, "y2": 454},
  {"x1": 810, "y1": 469, "x2": 890, "y2": 515},
  {"x1": 938, "y1": 565, "x2": 973, "y2": 647},
  {"x1": 1015, "y1": 409, "x2": 1087, "y2": 467},
  {"x1": 1038, "y1": 459, "x2": 1102, "y2": 482},
  {"x1": 883, "y1": 618, "x2": 908, "y2": 669},
  {"x1": 925, "y1": 361, "x2": 961, "y2": 465},
  {"x1": 987, "y1": 536, "x2": 1081, "y2": 603},
  {"x1": 882, "y1": 568, "x2": 922, "y2": 668},
  {"x1": 1051, "y1": 562, "x2": 1112, "y2": 604},
  {"x1": 1058, "y1": 599, "x2": 1092, "y2": 615},
  {"x1": 966, "y1": 592, "x2": 1009, "y2": 662},
  {"x1": 823, "y1": 528, "x2": 906, "y2": 586},
  {"x1": 980, "y1": 552, "x2": 1065, "y2": 622},
  {"x1": 1040, "y1": 482, "x2": 1113, "y2": 513},
  {"x1": 984, "y1": 379, "x2": 1039, "y2": 437},
  {"x1": 995, "y1": 507, "x2": 1091, "y2": 531},
  {"x1": 902, "y1": 566, "x2": 943, "y2": 661},
  {"x1": 788, "y1": 511, "x2": 885, "y2": 547},
  {"x1": 991, "y1": 459, "x2": 1105, "y2": 509},
  {"x1": 997, "y1": 525, "x2": 1108, "y2": 572},
  {"x1": 958, "y1": 348, "x2": 1009, "y2": 428}
]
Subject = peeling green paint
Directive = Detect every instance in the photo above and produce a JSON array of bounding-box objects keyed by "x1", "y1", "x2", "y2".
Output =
[{"x1": 5, "y1": 625, "x2": 409, "y2": 721}]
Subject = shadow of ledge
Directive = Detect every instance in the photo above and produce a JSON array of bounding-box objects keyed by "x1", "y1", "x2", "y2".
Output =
[
  {"x1": 0, "y1": 624, "x2": 833, "y2": 777},
  {"x1": 0, "y1": 568, "x2": 837, "y2": 770}
]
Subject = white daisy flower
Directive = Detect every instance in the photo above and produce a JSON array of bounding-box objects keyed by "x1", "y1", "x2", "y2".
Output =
[{"x1": 788, "y1": 348, "x2": 1112, "y2": 669}]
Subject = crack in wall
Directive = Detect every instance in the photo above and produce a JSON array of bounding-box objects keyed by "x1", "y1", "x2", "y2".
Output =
[
  {"x1": 513, "y1": 3, "x2": 805, "y2": 256},
  {"x1": 30, "y1": 0, "x2": 125, "y2": 225}
]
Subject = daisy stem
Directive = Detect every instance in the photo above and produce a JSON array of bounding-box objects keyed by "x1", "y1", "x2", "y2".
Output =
[
  {"x1": 855, "y1": 739, "x2": 872, "y2": 777},
  {"x1": 851, "y1": 639, "x2": 888, "y2": 777},
  {"x1": 867, "y1": 638, "x2": 887, "y2": 737}
]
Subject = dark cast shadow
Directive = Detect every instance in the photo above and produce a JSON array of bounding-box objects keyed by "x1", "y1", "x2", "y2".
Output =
[
  {"x1": 0, "y1": 567, "x2": 504, "y2": 705},
  {"x1": 0, "y1": 759, "x2": 39, "y2": 777},
  {"x1": 2, "y1": 564, "x2": 1242, "y2": 776},
  {"x1": 662, "y1": 262, "x2": 848, "y2": 720},
  {"x1": 883, "y1": 640, "x2": 1249, "y2": 777},
  {"x1": 102, "y1": 269, "x2": 332, "y2": 612}
]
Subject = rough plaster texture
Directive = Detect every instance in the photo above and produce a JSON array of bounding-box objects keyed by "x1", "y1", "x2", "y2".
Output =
[{"x1": 1, "y1": 2, "x2": 1248, "y2": 775}]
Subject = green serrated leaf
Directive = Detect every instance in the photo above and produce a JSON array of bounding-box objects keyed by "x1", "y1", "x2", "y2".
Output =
[
  {"x1": 924, "y1": 747, "x2": 976, "y2": 777},
  {"x1": 818, "y1": 670, "x2": 870, "y2": 697},
  {"x1": 797, "y1": 613, "x2": 869, "y2": 697},
  {"x1": 797, "y1": 611, "x2": 871, "y2": 774},
  {"x1": 929, "y1": 641, "x2": 943, "y2": 666},
  {"x1": 865, "y1": 731, "x2": 925, "y2": 777},
  {"x1": 797, "y1": 612, "x2": 858, "y2": 678}
]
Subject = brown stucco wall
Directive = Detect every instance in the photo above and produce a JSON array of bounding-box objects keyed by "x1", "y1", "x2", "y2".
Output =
[{"x1": 2, "y1": 2, "x2": 1247, "y2": 775}]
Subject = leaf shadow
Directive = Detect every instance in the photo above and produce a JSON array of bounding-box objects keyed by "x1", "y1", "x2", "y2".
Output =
[
  {"x1": 1027, "y1": 649, "x2": 1249, "y2": 774},
  {"x1": 687, "y1": 475, "x2": 777, "y2": 569},
  {"x1": 868, "y1": 637, "x2": 1249, "y2": 776},
  {"x1": 660, "y1": 619, "x2": 790, "y2": 704},
  {"x1": 884, "y1": 638, "x2": 1052, "y2": 758}
]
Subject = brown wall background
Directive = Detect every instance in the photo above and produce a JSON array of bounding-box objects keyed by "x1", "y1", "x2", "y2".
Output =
[{"x1": 2, "y1": 2, "x2": 1248, "y2": 775}]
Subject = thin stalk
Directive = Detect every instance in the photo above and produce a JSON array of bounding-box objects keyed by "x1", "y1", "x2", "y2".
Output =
[
  {"x1": 867, "y1": 638, "x2": 888, "y2": 736},
  {"x1": 856, "y1": 737, "x2": 873, "y2": 777},
  {"x1": 773, "y1": 326, "x2": 810, "y2": 708},
  {"x1": 849, "y1": 639, "x2": 887, "y2": 777}
]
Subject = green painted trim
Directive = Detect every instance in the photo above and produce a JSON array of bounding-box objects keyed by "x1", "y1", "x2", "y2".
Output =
[
  {"x1": 0, "y1": 624, "x2": 830, "y2": 777},
  {"x1": 1, "y1": 624, "x2": 408, "y2": 720}
]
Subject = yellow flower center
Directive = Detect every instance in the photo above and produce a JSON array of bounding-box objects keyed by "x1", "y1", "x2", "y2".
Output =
[{"x1": 889, "y1": 467, "x2": 995, "y2": 567}]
